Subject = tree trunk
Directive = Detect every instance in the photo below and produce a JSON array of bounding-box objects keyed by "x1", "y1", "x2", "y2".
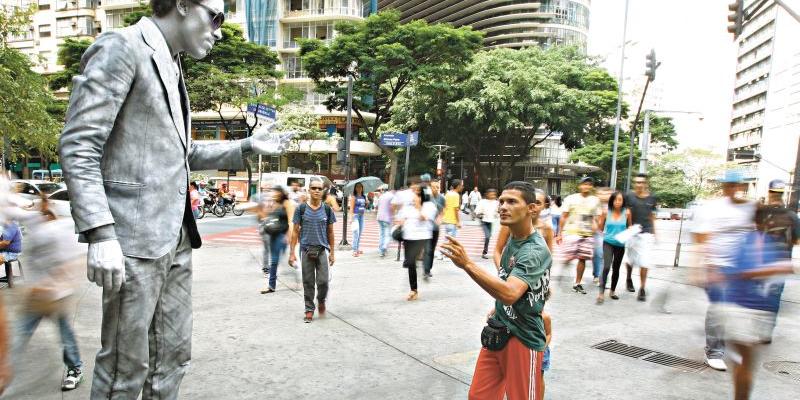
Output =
[{"x1": 385, "y1": 148, "x2": 399, "y2": 189}]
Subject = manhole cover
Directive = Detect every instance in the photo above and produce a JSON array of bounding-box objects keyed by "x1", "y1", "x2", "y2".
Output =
[
  {"x1": 592, "y1": 339, "x2": 706, "y2": 373},
  {"x1": 763, "y1": 361, "x2": 800, "y2": 381}
]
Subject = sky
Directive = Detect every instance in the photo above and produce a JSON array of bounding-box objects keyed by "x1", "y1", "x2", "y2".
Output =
[{"x1": 588, "y1": 0, "x2": 739, "y2": 154}]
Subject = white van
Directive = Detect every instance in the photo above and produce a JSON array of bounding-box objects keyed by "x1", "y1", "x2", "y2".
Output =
[{"x1": 258, "y1": 173, "x2": 334, "y2": 192}]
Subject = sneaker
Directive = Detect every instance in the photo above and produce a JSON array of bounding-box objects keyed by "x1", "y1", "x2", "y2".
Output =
[
  {"x1": 260, "y1": 287, "x2": 275, "y2": 294},
  {"x1": 62, "y1": 367, "x2": 83, "y2": 391},
  {"x1": 626, "y1": 279, "x2": 635, "y2": 293},
  {"x1": 262, "y1": 270, "x2": 269, "y2": 278},
  {"x1": 610, "y1": 293, "x2": 620, "y2": 300},
  {"x1": 379, "y1": 251, "x2": 386, "y2": 258},
  {"x1": 592, "y1": 277, "x2": 600, "y2": 285},
  {"x1": 481, "y1": 254, "x2": 489, "y2": 259},
  {"x1": 705, "y1": 357, "x2": 727, "y2": 371},
  {"x1": 572, "y1": 284, "x2": 587, "y2": 294},
  {"x1": 303, "y1": 311, "x2": 313, "y2": 323},
  {"x1": 637, "y1": 289, "x2": 647, "y2": 302}
]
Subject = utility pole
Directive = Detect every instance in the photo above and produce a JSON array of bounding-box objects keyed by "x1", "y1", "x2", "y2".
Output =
[
  {"x1": 609, "y1": 0, "x2": 630, "y2": 190},
  {"x1": 431, "y1": 144, "x2": 451, "y2": 191},
  {"x1": 403, "y1": 131, "x2": 411, "y2": 188},
  {"x1": 339, "y1": 74, "x2": 353, "y2": 247},
  {"x1": 639, "y1": 110, "x2": 651, "y2": 173}
]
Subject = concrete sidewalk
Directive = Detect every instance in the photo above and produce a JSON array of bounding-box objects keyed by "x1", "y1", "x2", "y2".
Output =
[{"x1": 3, "y1": 229, "x2": 799, "y2": 399}]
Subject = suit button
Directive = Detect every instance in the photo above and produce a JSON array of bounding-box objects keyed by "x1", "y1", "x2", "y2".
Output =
[{"x1": 179, "y1": 186, "x2": 186, "y2": 195}]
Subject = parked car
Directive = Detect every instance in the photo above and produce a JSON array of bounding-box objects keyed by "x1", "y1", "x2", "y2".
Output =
[
  {"x1": 46, "y1": 188, "x2": 72, "y2": 217},
  {"x1": 11, "y1": 179, "x2": 63, "y2": 200},
  {"x1": 655, "y1": 209, "x2": 671, "y2": 220}
]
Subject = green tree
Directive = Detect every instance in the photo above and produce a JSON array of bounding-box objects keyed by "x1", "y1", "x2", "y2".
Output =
[
  {"x1": 182, "y1": 23, "x2": 283, "y2": 136},
  {"x1": 654, "y1": 148, "x2": 726, "y2": 199},
  {"x1": 393, "y1": 46, "x2": 620, "y2": 187},
  {"x1": 1, "y1": 5, "x2": 61, "y2": 166},
  {"x1": 123, "y1": 3, "x2": 151, "y2": 27},
  {"x1": 49, "y1": 38, "x2": 92, "y2": 90},
  {"x1": 300, "y1": 10, "x2": 483, "y2": 187},
  {"x1": 649, "y1": 165, "x2": 695, "y2": 207}
]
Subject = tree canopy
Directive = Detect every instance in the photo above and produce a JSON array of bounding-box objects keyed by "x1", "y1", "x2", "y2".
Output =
[
  {"x1": 392, "y1": 46, "x2": 620, "y2": 187},
  {"x1": 49, "y1": 38, "x2": 92, "y2": 91},
  {"x1": 300, "y1": 10, "x2": 483, "y2": 187}
]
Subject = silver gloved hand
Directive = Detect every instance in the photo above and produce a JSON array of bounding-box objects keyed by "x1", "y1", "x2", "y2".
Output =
[{"x1": 87, "y1": 239, "x2": 126, "y2": 292}]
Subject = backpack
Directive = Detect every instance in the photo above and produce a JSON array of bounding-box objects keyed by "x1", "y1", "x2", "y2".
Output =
[{"x1": 297, "y1": 202, "x2": 335, "y2": 227}]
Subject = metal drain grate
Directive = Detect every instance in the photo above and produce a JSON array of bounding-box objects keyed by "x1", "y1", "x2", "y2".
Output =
[
  {"x1": 763, "y1": 361, "x2": 800, "y2": 382},
  {"x1": 592, "y1": 340, "x2": 707, "y2": 372}
]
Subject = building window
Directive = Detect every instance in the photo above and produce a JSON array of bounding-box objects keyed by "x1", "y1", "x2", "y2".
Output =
[
  {"x1": 105, "y1": 8, "x2": 137, "y2": 31},
  {"x1": 38, "y1": 24, "x2": 51, "y2": 38},
  {"x1": 38, "y1": 0, "x2": 51, "y2": 10},
  {"x1": 56, "y1": 16, "x2": 94, "y2": 37},
  {"x1": 284, "y1": 56, "x2": 305, "y2": 79}
]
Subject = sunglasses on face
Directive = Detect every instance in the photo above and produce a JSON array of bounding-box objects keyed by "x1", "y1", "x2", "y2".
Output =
[{"x1": 190, "y1": 0, "x2": 225, "y2": 30}]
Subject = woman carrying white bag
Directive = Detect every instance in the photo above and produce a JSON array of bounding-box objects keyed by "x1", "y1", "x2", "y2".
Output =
[{"x1": 597, "y1": 191, "x2": 634, "y2": 304}]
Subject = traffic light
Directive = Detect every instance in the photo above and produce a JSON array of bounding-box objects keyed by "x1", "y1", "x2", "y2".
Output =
[
  {"x1": 727, "y1": 0, "x2": 744, "y2": 39},
  {"x1": 645, "y1": 49, "x2": 657, "y2": 82},
  {"x1": 336, "y1": 139, "x2": 347, "y2": 165}
]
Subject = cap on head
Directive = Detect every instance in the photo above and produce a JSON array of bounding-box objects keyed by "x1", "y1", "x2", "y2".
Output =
[
  {"x1": 768, "y1": 179, "x2": 787, "y2": 193},
  {"x1": 718, "y1": 169, "x2": 745, "y2": 184},
  {"x1": 420, "y1": 173, "x2": 432, "y2": 182},
  {"x1": 579, "y1": 176, "x2": 594, "y2": 185}
]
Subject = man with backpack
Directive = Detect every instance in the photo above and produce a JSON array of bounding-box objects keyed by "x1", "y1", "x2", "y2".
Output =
[{"x1": 289, "y1": 178, "x2": 336, "y2": 323}]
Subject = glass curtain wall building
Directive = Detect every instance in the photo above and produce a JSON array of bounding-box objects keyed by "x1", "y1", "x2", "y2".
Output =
[{"x1": 377, "y1": 0, "x2": 589, "y2": 52}]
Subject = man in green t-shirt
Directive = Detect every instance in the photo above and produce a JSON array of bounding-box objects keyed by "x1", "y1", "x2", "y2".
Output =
[{"x1": 441, "y1": 181, "x2": 551, "y2": 400}]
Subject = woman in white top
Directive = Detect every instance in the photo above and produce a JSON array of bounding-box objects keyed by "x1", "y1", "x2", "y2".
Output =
[
  {"x1": 474, "y1": 188, "x2": 500, "y2": 259},
  {"x1": 396, "y1": 182, "x2": 438, "y2": 301}
]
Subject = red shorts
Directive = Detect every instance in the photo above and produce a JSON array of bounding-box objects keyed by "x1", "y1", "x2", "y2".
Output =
[{"x1": 469, "y1": 336, "x2": 544, "y2": 400}]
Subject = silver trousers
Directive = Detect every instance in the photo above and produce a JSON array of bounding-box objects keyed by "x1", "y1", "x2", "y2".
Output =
[{"x1": 91, "y1": 227, "x2": 193, "y2": 399}]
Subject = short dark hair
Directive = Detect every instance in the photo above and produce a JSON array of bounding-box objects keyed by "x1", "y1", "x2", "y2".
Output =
[
  {"x1": 450, "y1": 179, "x2": 463, "y2": 190},
  {"x1": 635, "y1": 173, "x2": 649, "y2": 180},
  {"x1": 503, "y1": 181, "x2": 536, "y2": 205},
  {"x1": 190, "y1": 181, "x2": 198, "y2": 189},
  {"x1": 608, "y1": 191, "x2": 626, "y2": 211},
  {"x1": 151, "y1": 0, "x2": 177, "y2": 17}
]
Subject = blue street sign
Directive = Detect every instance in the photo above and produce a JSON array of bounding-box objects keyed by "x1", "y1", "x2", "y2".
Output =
[
  {"x1": 409, "y1": 131, "x2": 419, "y2": 146},
  {"x1": 247, "y1": 104, "x2": 277, "y2": 120},
  {"x1": 380, "y1": 132, "x2": 420, "y2": 147},
  {"x1": 380, "y1": 132, "x2": 407, "y2": 147}
]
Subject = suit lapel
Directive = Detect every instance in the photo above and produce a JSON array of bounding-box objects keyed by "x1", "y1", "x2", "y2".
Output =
[{"x1": 139, "y1": 18, "x2": 187, "y2": 151}]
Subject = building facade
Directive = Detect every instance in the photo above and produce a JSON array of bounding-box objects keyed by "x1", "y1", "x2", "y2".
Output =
[
  {"x1": 377, "y1": 0, "x2": 590, "y2": 52},
  {"x1": 727, "y1": 0, "x2": 800, "y2": 197},
  {"x1": 5, "y1": 0, "x2": 384, "y2": 182}
]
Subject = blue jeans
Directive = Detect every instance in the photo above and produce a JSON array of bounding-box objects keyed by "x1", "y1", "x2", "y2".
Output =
[
  {"x1": 352, "y1": 213, "x2": 365, "y2": 251},
  {"x1": 592, "y1": 233, "x2": 604, "y2": 278},
  {"x1": 552, "y1": 215, "x2": 561, "y2": 236},
  {"x1": 268, "y1": 233, "x2": 286, "y2": 290},
  {"x1": 378, "y1": 221, "x2": 391, "y2": 254},
  {"x1": 443, "y1": 223, "x2": 458, "y2": 238},
  {"x1": 705, "y1": 286, "x2": 725, "y2": 359},
  {"x1": 14, "y1": 312, "x2": 82, "y2": 369}
]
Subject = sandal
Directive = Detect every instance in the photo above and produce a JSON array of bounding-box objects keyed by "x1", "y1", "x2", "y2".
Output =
[{"x1": 406, "y1": 290, "x2": 419, "y2": 301}]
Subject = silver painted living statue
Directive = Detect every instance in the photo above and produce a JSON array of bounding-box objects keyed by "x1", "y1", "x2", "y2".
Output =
[{"x1": 57, "y1": 1, "x2": 293, "y2": 398}]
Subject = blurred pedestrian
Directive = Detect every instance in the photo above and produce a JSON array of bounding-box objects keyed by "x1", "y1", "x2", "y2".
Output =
[
  {"x1": 376, "y1": 188, "x2": 396, "y2": 258},
  {"x1": 592, "y1": 187, "x2": 612, "y2": 286},
  {"x1": 550, "y1": 196, "x2": 562, "y2": 236},
  {"x1": 11, "y1": 198, "x2": 86, "y2": 391},
  {"x1": 468, "y1": 186, "x2": 482, "y2": 218},
  {"x1": 396, "y1": 181, "x2": 437, "y2": 300},
  {"x1": 258, "y1": 186, "x2": 291, "y2": 294},
  {"x1": 539, "y1": 195, "x2": 552, "y2": 230},
  {"x1": 443, "y1": 179, "x2": 464, "y2": 239},
  {"x1": 421, "y1": 175, "x2": 445, "y2": 278},
  {"x1": 624, "y1": 174, "x2": 658, "y2": 301},
  {"x1": 189, "y1": 182, "x2": 202, "y2": 219},
  {"x1": 349, "y1": 183, "x2": 367, "y2": 257},
  {"x1": 441, "y1": 181, "x2": 551, "y2": 400},
  {"x1": 475, "y1": 188, "x2": 499, "y2": 259},
  {"x1": 556, "y1": 177, "x2": 601, "y2": 295},
  {"x1": 325, "y1": 185, "x2": 341, "y2": 212},
  {"x1": 0, "y1": 220, "x2": 21, "y2": 266},
  {"x1": 691, "y1": 169, "x2": 756, "y2": 372},
  {"x1": 596, "y1": 191, "x2": 631, "y2": 304},
  {"x1": 289, "y1": 178, "x2": 336, "y2": 323}
]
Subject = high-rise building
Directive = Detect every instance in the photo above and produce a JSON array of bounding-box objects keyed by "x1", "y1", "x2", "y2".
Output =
[
  {"x1": 726, "y1": 0, "x2": 800, "y2": 196},
  {"x1": 378, "y1": 0, "x2": 590, "y2": 52}
]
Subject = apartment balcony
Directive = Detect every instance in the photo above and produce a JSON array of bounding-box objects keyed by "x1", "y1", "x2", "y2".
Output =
[
  {"x1": 735, "y1": 65, "x2": 770, "y2": 89},
  {"x1": 732, "y1": 102, "x2": 766, "y2": 119},
  {"x1": 730, "y1": 119, "x2": 763, "y2": 135},
  {"x1": 281, "y1": 7, "x2": 363, "y2": 23},
  {"x1": 733, "y1": 81, "x2": 769, "y2": 104},
  {"x1": 100, "y1": 0, "x2": 144, "y2": 10}
]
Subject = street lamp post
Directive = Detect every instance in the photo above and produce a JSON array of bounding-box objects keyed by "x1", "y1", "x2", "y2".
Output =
[
  {"x1": 339, "y1": 73, "x2": 353, "y2": 248},
  {"x1": 609, "y1": 0, "x2": 630, "y2": 190}
]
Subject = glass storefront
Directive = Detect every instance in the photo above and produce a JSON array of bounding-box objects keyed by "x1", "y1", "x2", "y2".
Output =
[{"x1": 191, "y1": 119, "x2": 249, "y2": 141}]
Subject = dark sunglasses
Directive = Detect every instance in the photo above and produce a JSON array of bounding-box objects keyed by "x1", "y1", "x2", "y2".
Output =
[
  {"x1": 309, "y1": 187, "x2": 324, "y2": 191},
  {"x1": 190, "y1": 0, "x2": 225, "y2": 30}
]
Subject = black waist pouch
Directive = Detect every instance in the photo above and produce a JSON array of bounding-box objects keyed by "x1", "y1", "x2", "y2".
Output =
[
  {"x1": 481, "y1": 317, "x2": 511, "y2": 351},
  {"x1": 305, "y1": 245, "x2": 325, "y2": 261}
]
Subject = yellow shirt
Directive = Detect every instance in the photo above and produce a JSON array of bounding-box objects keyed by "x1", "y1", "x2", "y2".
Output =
[{"x1": 443, "y1": 191, "x2": 461, "y2": 224}]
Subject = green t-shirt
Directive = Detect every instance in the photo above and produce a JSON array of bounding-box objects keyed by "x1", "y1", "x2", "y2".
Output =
[{"x1": 494, "y1": 231, "x2": 552, "y2": 351}]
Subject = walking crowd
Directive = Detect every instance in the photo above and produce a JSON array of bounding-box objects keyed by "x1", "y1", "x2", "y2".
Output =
[{"x1": 248, "y1": 167, "x2": 798, "y2": 400}]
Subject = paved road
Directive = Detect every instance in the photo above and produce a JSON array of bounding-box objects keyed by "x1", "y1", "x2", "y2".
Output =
[{"x1": 3, "y1": 217, "x2": 799, "y2": 399}]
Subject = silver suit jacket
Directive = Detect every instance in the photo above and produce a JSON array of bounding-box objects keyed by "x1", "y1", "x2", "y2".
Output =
[{"x1": 59, "y1": 18, "x2": 246, "y2": 259}]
